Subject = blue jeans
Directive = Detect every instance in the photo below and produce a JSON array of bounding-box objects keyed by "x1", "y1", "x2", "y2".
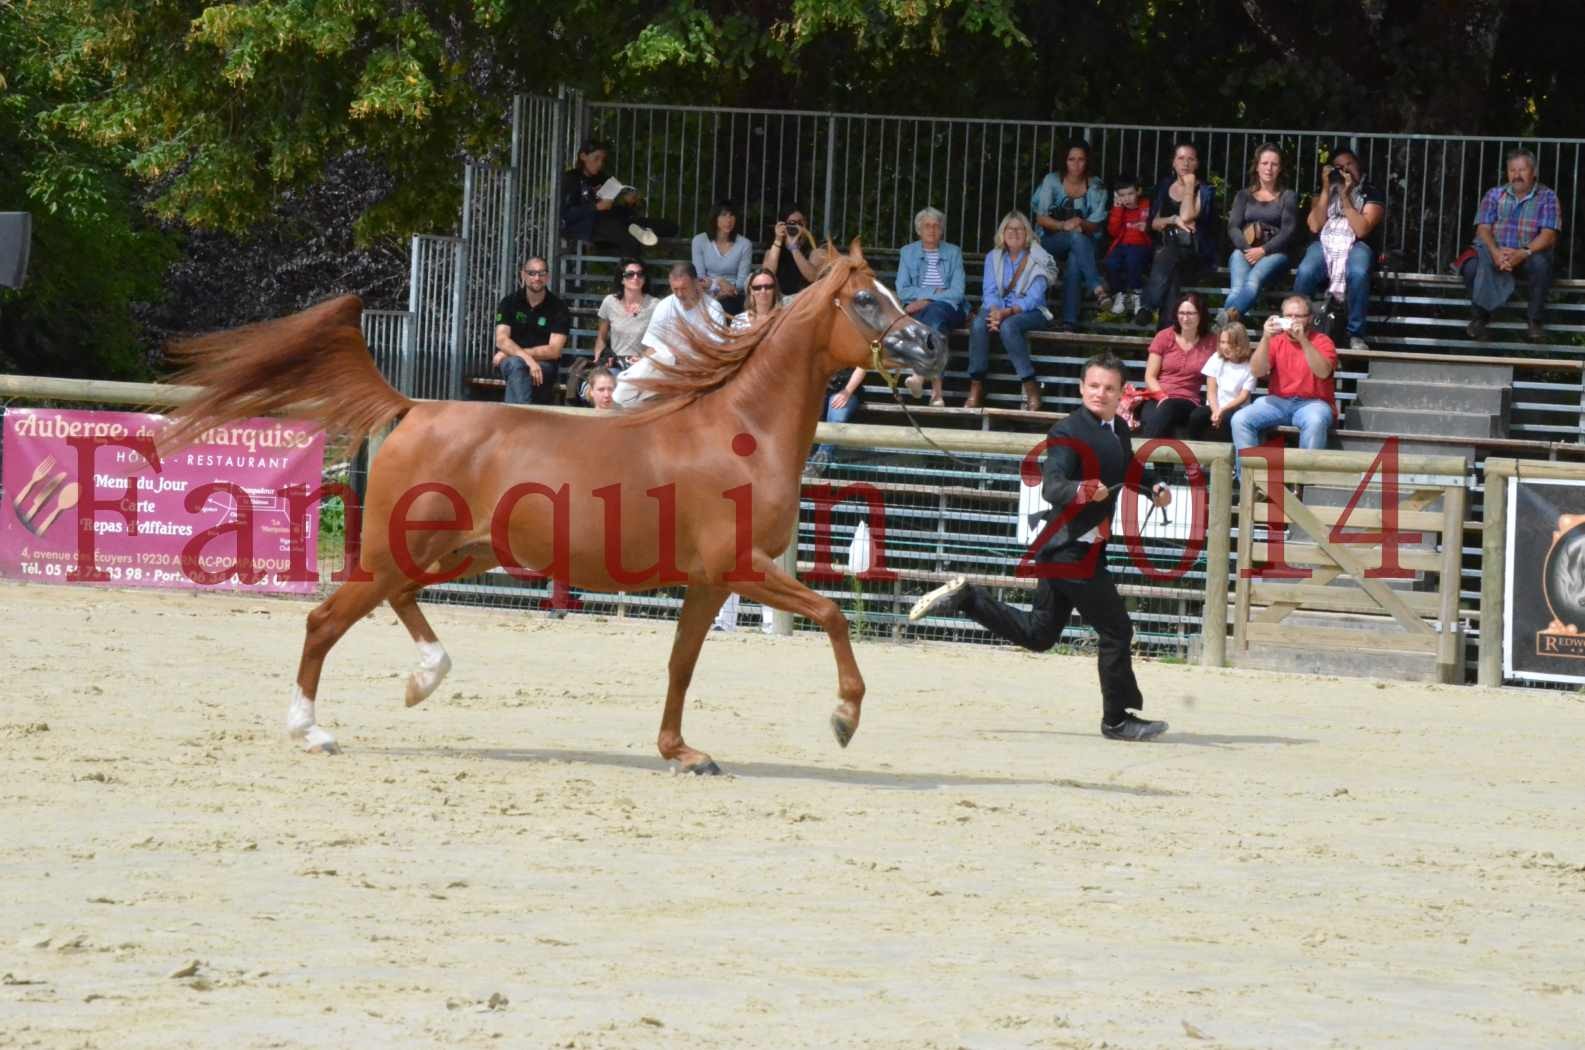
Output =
[
  {"x1": 1103, "y1": 244, "x2": 1151, "y2": 293},
  {"x1": 911, "y1": 299, "x2": 967, "y2": 336},
  {"x1": 1231, "y1": 396, "x2": 1335, "y2": 459},
  {"x1": 500, "y1": 356, "x2": 556, "y2": 405},
  {"x1": 1459, "y1": 243, "x2": 1554, "y2": 321},
  {"x1": 968, "y1": 309, "x2": 1049, "y2": 381},
  {"x1": 1224, "y1": 249, "x2": 1291, "y2": 316},
  {"x1": 1040, "y1": 231, "x2": 1102, "y2": 325},
  {"x1": 1293, "y1": 241, "x2": 1372, "y2": 338},
  {"x1": 817, "y1": 388, "x2": 860, "y2": 458}
]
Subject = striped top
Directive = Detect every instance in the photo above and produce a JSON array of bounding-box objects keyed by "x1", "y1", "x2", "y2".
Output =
[{"x1": 921, "y1": 249, "x2": 944, "y2": 290}]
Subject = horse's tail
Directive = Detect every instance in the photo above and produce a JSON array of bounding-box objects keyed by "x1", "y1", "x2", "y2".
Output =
[{"x1": 160, "y1": 294, "x2": 414, "y2": 455}]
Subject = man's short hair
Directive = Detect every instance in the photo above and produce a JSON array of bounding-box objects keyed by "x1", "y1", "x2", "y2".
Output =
[
  {"x1": 521, "y1": 257, "x2": 547, "y2": 273},
  {"x1": 1081, "y1": 351, "x2": 1127, "y2": 385},
  {"x1": 577, "y1": 137, "x2": 610, "y2": 157},
  {"x1": 669, "y1": 262, "x2": 698, "y2": 280},
  {"x1": 1330, "y1": 145, "x2": 1358, "y2": 164},
  {"x1": 1506, "y1": 147, "x2": 1537, "y2": 170},
  {"x1": 1280, "y1": 294, "x2": 1312, "y2": 317}
]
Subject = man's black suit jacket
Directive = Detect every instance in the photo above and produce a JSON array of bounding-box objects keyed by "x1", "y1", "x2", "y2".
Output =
[{"x1": 1027, "y1": 407, "x2": 1160, "y2": 568}]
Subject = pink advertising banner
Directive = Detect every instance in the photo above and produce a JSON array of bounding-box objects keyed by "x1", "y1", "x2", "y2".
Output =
[{"x1": 1, "y1": 408, "x2": 326, "y2": 594}]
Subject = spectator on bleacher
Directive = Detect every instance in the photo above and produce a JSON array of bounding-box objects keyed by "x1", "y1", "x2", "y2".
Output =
[
  {"x1": 731, "y1": 266, "x2": 783, "y2": 332},
  {"x1": 558, "y1": 139, "x2": 673, "y2": 257},
  {"x1": 1231, "y1": 294, "x2": 1338, "y2": 454},
  {"x1": 1292, "y1": 147, "x2": 1385, "y2": 351},
  {"x1": 1460, "y1": 148, "x2": 1561, "y2": 344},
  {"x1": 1031, "y1": 140, "x2": 1110, "y2": 330},
  {"x1": 613, "y1": 263, "x2": 727, "y2": 409},
  {"x1": 492, "y1": 257, "x2": 571, "y2": 406},
  {"x1": 896, "y1": 206, "x2": 967, "y2": 406},
  {"x1": 1221, "y1": 143, "x2": 1299, "y2": 325},
  {"x1": 967, "y1": 211, "x2": 1055, "y2": 411},
  {"x1": 692, "y1": 201, "x2": 753, "y2": 315},
  {"x1": 1189, "y1": 323, "x2": 1258, "y2": 440},
  {"x1": 1103, "y1": 175, "x2": 1152, "y2": 318},
  {"x1": 762, "y1": 205, "x2": 820, "y2": 298},
  {"x1": 587, "y1": 367, "x2": 618, "y2": 411},
  {"x1": 1138, "y1": 142, "x2": 1219, "y2": 330},
  {"x1": 1140, "y1": 293, "x2": 1218, "y2": 440},
  {"x1": 592, "y1": 258, "x2": 658, "y2": 371}
]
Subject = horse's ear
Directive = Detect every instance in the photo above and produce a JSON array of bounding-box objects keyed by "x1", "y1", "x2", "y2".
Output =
[{"x1": 848, "y1": 238, "x2": 865, "y2": 265}]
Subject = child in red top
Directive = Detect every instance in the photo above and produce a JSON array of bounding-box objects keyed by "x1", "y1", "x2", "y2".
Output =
[{"x1": 1103, "y1": 175, "x2": 1153, "y2": 316}]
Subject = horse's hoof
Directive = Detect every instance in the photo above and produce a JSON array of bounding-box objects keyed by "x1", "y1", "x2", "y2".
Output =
[
  {"x1": 299, "y1": 725, "x2": 340, "y2": 755},
  {"x1": 405, "y1": 647, "x2": 451, "y2": 708},
  {"x1": 830, "y1": 707, "x2": 857, "y2": 749},
  {"x1": 688, "y1": 759, "x2": 723, "y2": 776}
]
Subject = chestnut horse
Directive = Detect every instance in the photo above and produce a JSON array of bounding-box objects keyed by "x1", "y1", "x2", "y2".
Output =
[{"x1": 162, "y1": 245, "x2": 946, "y2": 773}]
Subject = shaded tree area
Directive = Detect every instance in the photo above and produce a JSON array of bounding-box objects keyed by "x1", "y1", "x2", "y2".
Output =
[{"x1": 2, "y1": 0, "x2": 1578, "y2": 381}]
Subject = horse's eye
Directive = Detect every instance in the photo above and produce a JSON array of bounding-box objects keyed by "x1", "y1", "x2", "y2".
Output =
[{"x1": 853, "y1": 290, "x2": 875, "y2": 308}]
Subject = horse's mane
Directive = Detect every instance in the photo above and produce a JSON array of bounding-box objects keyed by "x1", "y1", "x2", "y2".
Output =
[{"x1": 620, "y1": 253, "x2": 866, "y2": 425}]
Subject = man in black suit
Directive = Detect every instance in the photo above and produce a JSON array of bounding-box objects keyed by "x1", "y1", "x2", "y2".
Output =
[{"x1": 909, "y1": 352, "x2": 1173, "y2": 741}]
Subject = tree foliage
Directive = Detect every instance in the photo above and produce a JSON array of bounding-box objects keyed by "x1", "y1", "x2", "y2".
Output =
[{"x1": 1, "y1": 0, "x2": 1577, "y2": 379}]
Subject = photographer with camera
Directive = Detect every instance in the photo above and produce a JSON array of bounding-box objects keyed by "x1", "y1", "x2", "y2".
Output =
[
  {"x1": 762, "y1": 204, "x2": 820, "y2": 298},
  {"x1": 1291, "y1": 147, "x2": 1384, "y2": 351},
  {"x1": 1136, "y1": 142, "x2": 1219, "y2": 329},
  {"x1": 1031, "y1": 140, "x2": 1110, "y2": 330},
  {"x1": 1230, "y1": 294, "x2": 1338, "y2": 457}
]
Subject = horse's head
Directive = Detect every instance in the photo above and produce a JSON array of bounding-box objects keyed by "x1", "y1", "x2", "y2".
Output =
[{"x1": 826, "y1": 242, "x2": 948, "y2": 380}]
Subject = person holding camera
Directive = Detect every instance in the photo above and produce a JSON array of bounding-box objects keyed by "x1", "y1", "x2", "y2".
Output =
[
  {"x1": 1459, "y1": 148, "x2": 1561, "y2": 344},
  {"x1": 895, "y1": 206, "x2": 967, "y2": 405},
  {"x1": 761, "y1": 205, "x2": 819, "y2": 298},
  {"x1": 1221, "y1": 143, "x2": 1299, "y2": 325},
  {"x1": 1031, "y1": 140, "x2": 1110, "y2": 330},
  {"x1": 1291, "y1": 147, "x2": 1385, "y2": 351},
  {"x1": 1136, "y1": 142, "x2": 1219, "y2": 329},
  {"x1": 1230, "y1": 294, "x2": 1338, "y2": 455}
]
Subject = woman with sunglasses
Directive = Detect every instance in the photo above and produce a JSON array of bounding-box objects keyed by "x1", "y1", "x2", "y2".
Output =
[
  {"x1": 730, "y1": 267, "x2": 782, "y2": 332},
  {"x1": 593, "y1": 259, "x2": 658, "y2": 370}
]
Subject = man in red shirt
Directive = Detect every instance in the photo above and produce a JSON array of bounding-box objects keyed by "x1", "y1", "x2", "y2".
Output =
[{"x1": 1230, "y1": 294, "x2": 1337, "y2": 454}]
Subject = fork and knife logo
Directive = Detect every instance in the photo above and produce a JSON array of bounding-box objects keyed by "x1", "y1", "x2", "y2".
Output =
[{"x1": 11, "y1": 454, "x2": 80, "y2": 536}]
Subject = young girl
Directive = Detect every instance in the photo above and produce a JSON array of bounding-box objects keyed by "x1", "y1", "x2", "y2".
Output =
[{"x1": 1191, "y1": 318, "x2": 1259, "y2": 439}]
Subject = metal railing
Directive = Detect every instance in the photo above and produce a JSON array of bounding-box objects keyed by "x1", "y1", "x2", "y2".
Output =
[{"x1": 581, "y1": 102, "x2": 1584, "y2": 279}]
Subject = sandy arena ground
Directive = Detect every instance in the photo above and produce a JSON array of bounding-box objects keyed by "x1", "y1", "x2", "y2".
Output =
[{"x1": 2, "y1": 581, "x2": 1583, "y2": 1049}]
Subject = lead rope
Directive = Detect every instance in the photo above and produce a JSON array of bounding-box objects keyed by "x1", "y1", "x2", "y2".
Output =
[{"x1": 868, "y1": 337, "x2": 989, "y2": 472}]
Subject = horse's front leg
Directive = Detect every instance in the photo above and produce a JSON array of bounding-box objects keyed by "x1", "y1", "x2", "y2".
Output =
[
  {"x1": 658, "y1": 584, "x2": 731, "y2": 775},
  {"x1": 732, "y1": 553, "x2": 864, "y2": 748}
]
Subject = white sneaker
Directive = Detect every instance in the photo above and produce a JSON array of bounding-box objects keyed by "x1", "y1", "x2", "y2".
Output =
[
  {"x1": 1109, "y1": 292, "x2": 1127, "y2": 315},
  {"x1": 908, "y1": 576, "x2": 970, "y2": 622},
  {"x1": 629, "y1": 224, "x2": 658, "y2": 247},
  {"x1": 1126, "y1": 292, "x2": 1141, "y2": 315},
  {"x1": 904, "y1": 373, "x2": 925, "y2": 398}
]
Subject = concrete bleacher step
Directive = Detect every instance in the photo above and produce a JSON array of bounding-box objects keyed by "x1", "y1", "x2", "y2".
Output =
[
  {"x1": 1345, "y1": 406, "x2": 1506, "y2": 439},
  {"x1": 1337, "y1": 436, "x2": 1476, "y2": 463},
  {"x1": 1353, "y1": 378, "x2": 1510, "y2": 415},
  {"x1": 1362, "y1": 357, "x2": 1514, "y2": 386}
]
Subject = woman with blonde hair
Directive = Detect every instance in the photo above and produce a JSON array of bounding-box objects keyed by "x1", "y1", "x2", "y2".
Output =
[
  {"x1": 966, "y1": 210, "x2": 1055, "y2": 410},
  {"x1": 1190, "y1": 316, "x2": 1260, "y2": 439}
]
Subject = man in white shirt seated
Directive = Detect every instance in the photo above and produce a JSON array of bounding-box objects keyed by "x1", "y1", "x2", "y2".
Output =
[{"x1": 613, "y1": 262, "x2": 728, "y2": 409}]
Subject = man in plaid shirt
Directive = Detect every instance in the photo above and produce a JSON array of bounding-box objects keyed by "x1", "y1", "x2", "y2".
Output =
[{"x1": 1461, "y1": 149, "x2": 1562, "y2": 343}]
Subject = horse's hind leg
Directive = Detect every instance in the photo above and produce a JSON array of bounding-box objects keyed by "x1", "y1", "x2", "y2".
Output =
[
  {"x1": 290, "y1": 573, "x2": 401, "y2": 753},
  {"x1": 390, "y1": 585, "x2": 450, "y2": 708},
  {"x1": 657, "y1": 584, "x2": 730, "y2": 775},
  {"x1": 731, "y1": 555, "x2": 865, "y2": 749},
  {"x1": 386, "y1": 544, "x2": 497, "y2": 708}
]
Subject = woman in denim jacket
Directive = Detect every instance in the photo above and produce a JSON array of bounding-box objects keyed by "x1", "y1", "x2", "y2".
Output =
[
  {"x1": 1031, "y1": 140, "x2": 1111, "y2": 330},
  {"x1": 896, "y1": 206, "x2": 967, "y2": 405},
  {"x1": 966, "y1": 210, "x2": 1056, "y2": 411}
]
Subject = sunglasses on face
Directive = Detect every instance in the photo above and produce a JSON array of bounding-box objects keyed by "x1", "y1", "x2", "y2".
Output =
[
  {"x1": 751, "y1": 284, "x2": 776, "y2": 292},
  {"x1": 622, "y1": 270, "x2": 644, "y2": 278},
  {"x1": 523, "y1": 269, "x2": 548, "y2": 277}
]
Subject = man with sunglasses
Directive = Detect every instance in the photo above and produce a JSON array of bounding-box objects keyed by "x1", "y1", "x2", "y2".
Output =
[{"x1": 493, "y1": 257, "x2": 571, "y2": 405}]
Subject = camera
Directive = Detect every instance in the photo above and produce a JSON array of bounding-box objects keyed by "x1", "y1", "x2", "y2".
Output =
[{"x1": 784, "y1": 222, "x2": 800, "y2": 236}]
